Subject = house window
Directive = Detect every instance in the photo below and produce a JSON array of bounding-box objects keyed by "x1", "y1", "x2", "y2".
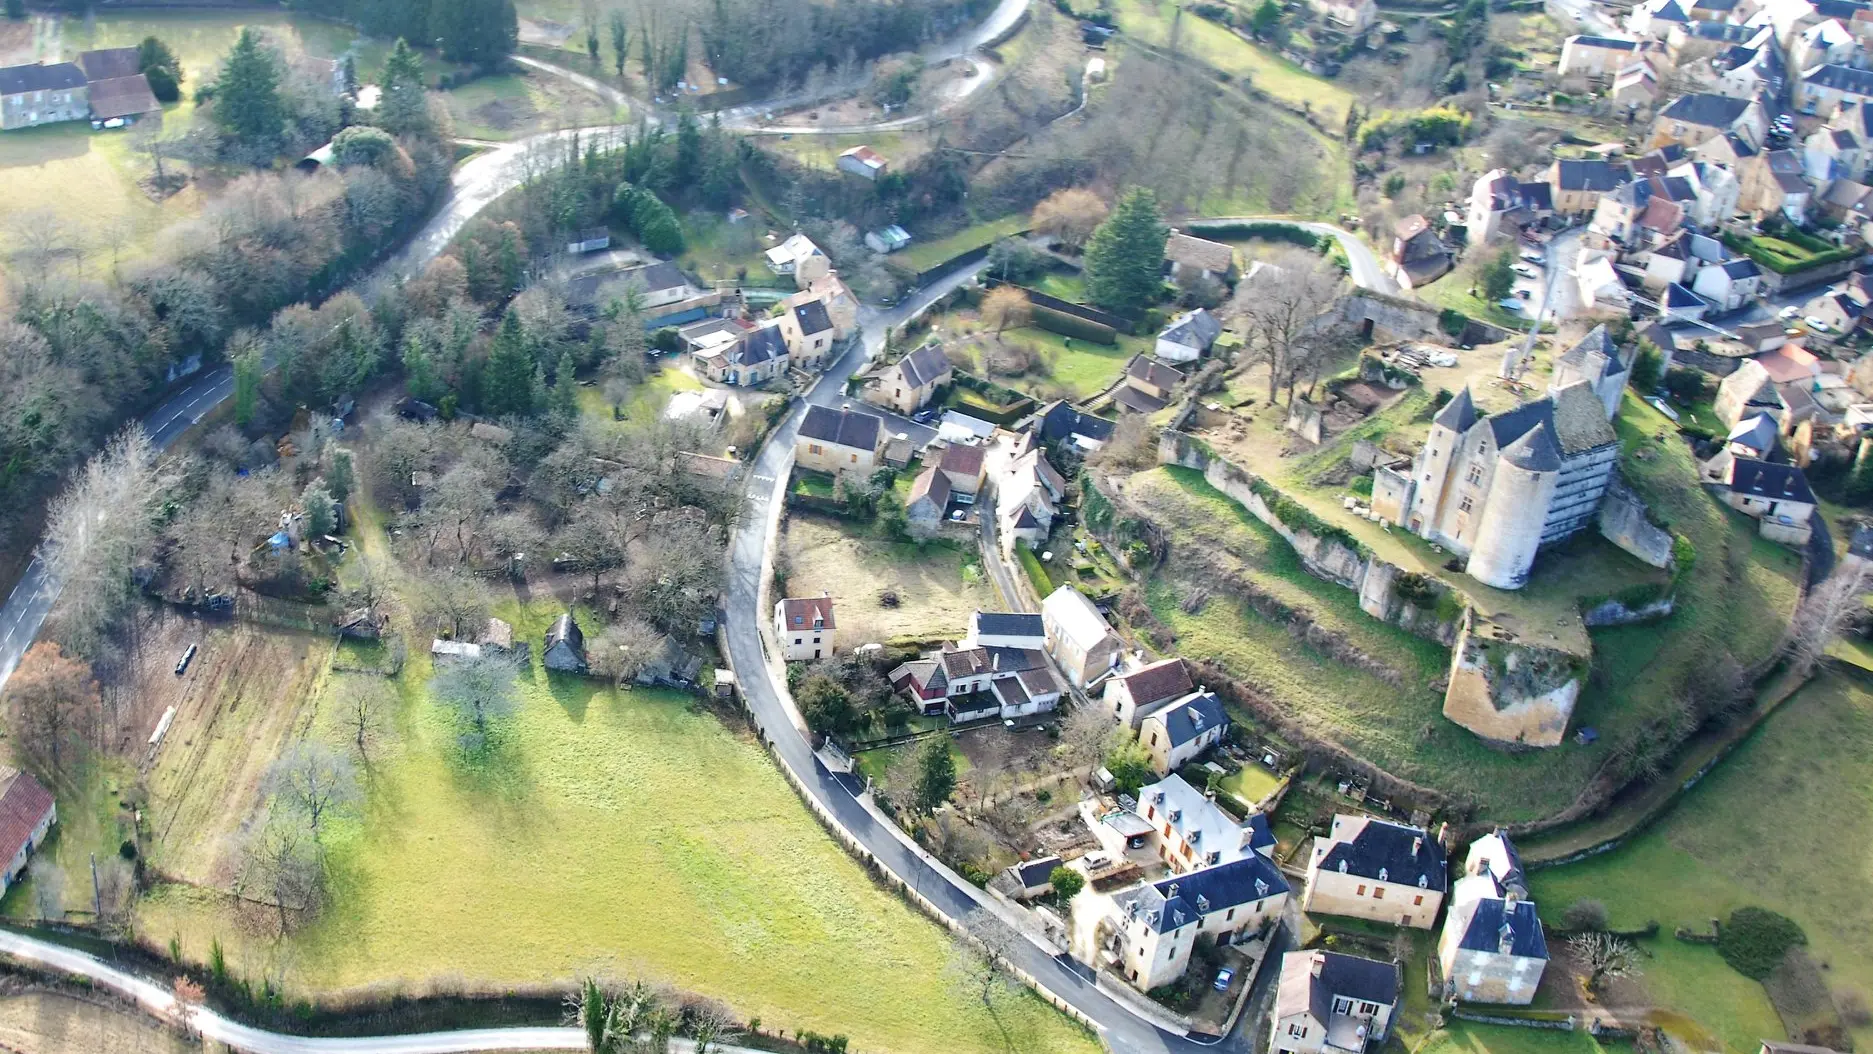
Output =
[
  {"x1": 1356, "y1": 884, "x2": 1366, "y2": 895},
  {"x1": 895, "y1": 388, "x2": 903, "y2": 397},
  {"x1": 813, "y1": 637, "x2": 821, "y2": 644},
  {"x1": 1334, "y1": 997, "x2": 1353, "y2": 1015},
  {"x1": 1413, "y1": 895, "x2": 1424, "y2": 906},
  {"x1": 1466, "y1": 464, "x2": 1483, "y2": 484},
  {"x1": 1289, "y1": 1024, "x2": 1308, "y2": 1038},
  {"x1": 1226, "y1": 908, "x2": 1235, "y2": 921},
  {"x1": 809, "y1": 443, "x2": 823, "y2": 455},
  {"x1": 850, "y1": 454, "x2": 858, "y2": 463},
  {"x1": 1149, "y1": 733, "x2": 1158, "y2": 746},
  {"x1": 1359, "y1": 1002, "x2": 1380, "y2": 1015},
  {"x1": 1458, "y1": 496, "x2": 1474, "y2": 513},
  {"x1": 1373, "y1": 887, "x2": 1385, "y2": 899}
]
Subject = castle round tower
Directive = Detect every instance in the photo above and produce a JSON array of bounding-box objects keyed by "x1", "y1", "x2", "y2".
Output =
[{"x1": 1467, "y1": 425, "x2": 1561, "y2": 590}]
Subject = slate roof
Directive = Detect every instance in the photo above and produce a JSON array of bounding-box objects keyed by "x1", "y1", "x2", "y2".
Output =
[
  {"x1": 1729, "y1": 457, "x2": 1816, "y2": 504},
  {"x1": 1553, "y1": 383, "x2": 1620, "y2": 455},
  {"x1": 940, "y1": 646, "x2": 994, "y2": 680},
  {"x1": 1661, "y1": 93, "x2": 1754, "y2": 128},
  {"x1": 626, "y1": 260, "x2": 691, "y2": 292},
  {"x1": 546, "y1": 612, "x2": 584, "y2": 650},
  {"x1": 1275, "y1": 951, "x2": 1398, "y2": 1023},
  {"x1": 793, "y1": 299, "x2": 834, "y2": 336},
  {"x1": 1500, "y1": 422, "x2": 1563, "y2": 472},
  {"x1": 77, "y1": 47, "x2": 141, "y2": 81},
  {"x1": 891, "y1": 658, "x2": 946, "y2": 694},
  {"x1": 799, "y1": 404, "x2": 883, "y2": 451},
  {"x1": 1559, "y1": 325, "x2": 1620, "y2": 376},
  {"x1": 1013, "y1": 855, "x2": 1064, "y2": 889},
  {"x1": 1434, "y1": 387, "x2": 1480, "y2": 433},
  {"x1": 893, "y1": 344, "x2": 952, "y2": 389},
  {"x1": 1721, "y1": 257, "x2": 1762, "y2": 279},
  {"x1": 1116, "y1": 854, "x2": 1292, "y2": 934},
  {"x1": 0, "y1": 62, "x2": 86, "y2": 96},
  {"x1": 1649, "y1": 0, "x2": 1691, "y2": 21},
  {"x1": 1113, "y1": 386, "x2": 1169, "y2": 414},
  {"x1": 737, "y1": 323, "x2": 788, "y2": 365},
  {"x1": 939, "y1": 443, "x2": 986, "y2": 477},
  {"x1": 1165, "y1": 231, "x2": 1236, "y2": 274},
  {"x1": 1160, "y1": 308, "x2": 1223, "y2": 350},
  {"x1": 975, "y1": 611, "x2": 1044, "y2": 640},
  {"x1": 1032, "y1": 400, "x2": 1118, "y2": 443},
  {"x1": 1728, "y1": 413, "x2": 1779, "y2": 452},
  {"x1": 1017, "y1": 664, "x2": 1061, "y2": 697},
  {"x1": 1114, "y1": 657, "x2": 1194, "y2": 706},
  {"x1": 1152, "y1": 690, "x2": 1228, "y2": 747},
  {"x1": 1317, "y1": 815, "x2": 1448, "y2": 890},
  {"x1": 907, "y1": 464, "x2": 951, "y2": 512},
  {"x1": 1572, "y1": 34, "x2": 1637, "y2": 49},
  {"x1": 779, "y1": 595, "x2": 837, "y2": 630},
  {"x1": 86, "y1": 74, "x2": 160, "y2": 120},
  {"x1": 1127, "y1": 355, "x2": 1187, "y2": 389},
  {"x1": 1805, "y1": 63, "x2": 1873, "y2": 96},
  {"x1": 1664, "y1": 282, "x2": 1703, "y2": 308},
  {"x1": 1456, "y1": 897, "x2": 1549, "y2": 959},
  {"x1": 1553, "y1": 158, "x2": 1630, "y2": 192}
]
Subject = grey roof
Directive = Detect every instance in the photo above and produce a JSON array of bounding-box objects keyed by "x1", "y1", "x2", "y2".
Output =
[
  {"x1": 1276, "y1": 952, "x2": 1399, "y2": 1023},
  {"x1": 1551, "y1": 383, "x2": 1620, "y2": 455},
  {"x1": 1559, "y1": 325, "x2": 1620, "y2": 377},
  {"x1": 738, "y1": 324, "x2": 788, "y2": 365},
  {"x1": 1729, "y1": 457, "x2": 1816, "y2": 504},
  {"x1": 1721, "y1": 257, "x2": 1762, "y2": 279},
  {"x1": 793, "y1": 299, "x2": 833, "y2": 336},
  {"x1": 1806, "y1": 63, "x2": 1873, "y2": 96},
  {"x1": 1318, "y1": 817, "x2": 1448, "y2": 890},
  {"x1": 1033, "y1": 400, "x2": 1117, "y2": 443},
  {"x1": 1434, "y1": 387, "x2": 1480, "y2": 433},
  {"x1": 625, "y1": 260, "x2": 690, "y2": 292},
  {"x1": 1116, "y1": 855, "x2": 1292, "y2": 935},
  {"x1": 894, "y1": 344, "x2": 952, "y2": 389},
  {"x1": 546, "y1": 612, "x2": 584, "y2": 650},
  {"x1": 1014, "y1": 856, "x2": 1064, "y2": 888},
  {"x1": 1247, "y1": 812, "x2": 1277, "y2": 851},
  {"x1": 0, "y1": 62, "x2": 86, "y2": 96},
  {"x1": 1500, "y1": 422, "x2": 1563, "y2": 472},
  {"x1": 800, "y1": 404, "x2": 884, "y2": 450},
  {"x1": 1127, "y1": 355, "x2": 1187, "y2": 389},
  {"x1": 1160, "y1": 308, "x2": 1223, "y2": 349},
  {"x1": 1661, "y1": 93, "x2": 1753, "y2": 129},
  {"x1": 1457, "y1": 897, "x2": 1549, "y2": 959},
  {"x1": 1728, "y1": 412, "x2": 1779, "y2": 452},
  {"x1": 1664, "y1": 282, "x2": 1703, "y2": 308},
  {"x1": 77, "y1": 47, "x2": 140, "y2": 81},
  {"x1": 1652, "y1": 0, "x2": 1691, "y2": 21},
  {"x1": 1154, "y1": 691, "x2": 1228, "y2": 747},
  {"x1": 975, "y1": 611, "x2": 1044, "y2": 639},
  {"x1": 1553, "y1": 159, "x2": 1629, "y2": 192},
  {"x1": 1573, "y1": 34, "x2": 1636, "y2": 49}
]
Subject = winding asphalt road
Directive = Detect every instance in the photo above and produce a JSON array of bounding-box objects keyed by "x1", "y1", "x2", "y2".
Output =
[{"x1": 1185, "y1": 217, "x2": 1396, "y2": 295}]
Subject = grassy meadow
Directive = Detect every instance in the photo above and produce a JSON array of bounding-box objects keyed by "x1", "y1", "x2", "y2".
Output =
[{"x1": 135, "y1": 596, "x2": 1099, "y2": 1054}]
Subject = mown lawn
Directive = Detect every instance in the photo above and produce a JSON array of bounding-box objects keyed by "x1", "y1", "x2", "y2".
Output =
[
  {"x1": 1006, "y1": 325, "x2": 1139, "y2": 401},
  {"x1": 1531, "y1": 670, "x2": 1873, "y2": 1053},
  {"x1": 1418, "y1": 1021, "x2": 1627, "y2": 1054},
  {"x1": 896, "y1": 214, "x2": 1029, "y2": 272},
  {"x1": 137, "y1": 596, "x2": 1100, "y2": 1054},
  {"x1": 785, "y1": 514, "x2": 995, "y2": 643}
]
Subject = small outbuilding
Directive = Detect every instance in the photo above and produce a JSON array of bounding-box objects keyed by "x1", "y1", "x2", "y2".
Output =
[{"x1": 543, "y1": 612, "x2": 589, "y2": 673}]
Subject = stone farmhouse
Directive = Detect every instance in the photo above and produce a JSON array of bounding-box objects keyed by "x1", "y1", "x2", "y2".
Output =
[
  {"x1": 1302, "y1": 814, "x2": 1448, "y2": 929},
  {"x1": 1437, "y1": 831, "x2": 1549, "y2": 1004}
]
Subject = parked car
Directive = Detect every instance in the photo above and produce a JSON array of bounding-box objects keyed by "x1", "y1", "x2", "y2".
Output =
[
  {"x1": 1806, "y1": 316, "x2": 1834, "y2": 332},
  {"x1": 1779, "y1": 305, "x2": 1801, "y2": 320},
  {"x1": 1520, "y1": 251, "x2": 1544, "y2": 264},
  {"x1": 1517, "y1": 289, "x2": 1531, "y2": 299},
  {"x1": 1213, "y1": 967, "x2": 1236, "y2": 992},
  {"x1": 1513, "y1": 264, "x2": 1538, "y2": 278},
  {"x1": 1497, "y1": 297, "x2": 1524, "y2": 311}
]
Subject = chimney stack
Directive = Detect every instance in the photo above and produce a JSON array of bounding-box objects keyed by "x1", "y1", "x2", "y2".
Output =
[
  {"x1": 1311, "y1": 953, "x2": 1325, "y2": 978},
  {"x1": 1412, "y1": 836, "x2": 1423, "y2": 858}
]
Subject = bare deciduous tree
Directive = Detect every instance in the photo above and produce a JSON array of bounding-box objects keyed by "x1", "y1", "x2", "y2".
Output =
[
  {"x1": 414, "y1": 567, "x2": 491, "y2": 640},
  {"x1": 4, "y1": 642, "x2": 99, "y2": 778},
  {"x1": 38, "y1": 427, "x2": 162, "y2": 658},
  {"x1": 689, "y1": 999, "x2": 743, "y2": 1054},
  {"x1": 1224, "y1": 249, "x2": 1349, "y2": 405},
  {"x1": 587, "y1": 616, "x2": 664, "y2": 687},
  {"x1": 948, "y1": 908, "x2": 1022, "y2": 1012},
  {"x1": 29, "y1": 859, "x2": 64, "y2": 922},
  {"x1": 981, "y1": 286, "x2": 1033, "y2": 335},
  {"x1": 1788, "y1": 562, "x2": 1872, "y2": 676},
  {"x1": 428, "y1": 653, "x2": 521, "y2": 751},
  {"x1": 235, "y1": 803, "x2": 323, "y2": 935},
  {"x1": 1030, "y1": 188, "x2": 1109, "y2": 251},
  {"x1": 1570, "y1": 932, "x2": 1642, "y2": 995},
  {"x1": 338, "y1": 676, "x2": 393, "y2": 763},
  {"x1": 268, "y1": 741, "x2": 360, "y2": 843},
  {"x1": 1055, "y1": 701, "x2": 1116, "y2": 782}
]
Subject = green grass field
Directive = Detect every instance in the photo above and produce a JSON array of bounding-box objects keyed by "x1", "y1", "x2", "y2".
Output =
[
  {"x1": 1104, "y1": 0, "x2": 1356, "y2": 125},
  {"x1": 1531, "y1": 670, "x2": 1873, "y2": 1053},
  {"x1": 1002, "y1": 325, "x2": 1139, "y2": 401},
  {"x1": 136, "y1": 597, "x2": 1100, "y2": 1054},
  {"x1": 442, "y1": 70, "x2": 626, "y2": 141},
  {"x1": 897, "y1": 214, "x2": 1030, "y2": 272}
]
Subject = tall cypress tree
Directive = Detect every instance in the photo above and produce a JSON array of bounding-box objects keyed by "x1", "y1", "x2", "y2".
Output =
[
  {"x1": 1082, "y1": 186, "x2": 1169, "y2": 316},
  {"x1": 482, "y1": 310, "x2": 535, "y2": 417},
  {"x1": 376, "y1": 37, "x2": 429, "y2": 137},
  {"x1": 212, "y1": 29, "x2": 285, "y2": 150}
]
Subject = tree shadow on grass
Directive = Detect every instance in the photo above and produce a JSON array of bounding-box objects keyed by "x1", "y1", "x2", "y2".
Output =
[{"x1": 541, "y1": 669, "x2": 598, "y2": 723}]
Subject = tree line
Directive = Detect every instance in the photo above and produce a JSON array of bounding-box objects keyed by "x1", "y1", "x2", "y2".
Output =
[
  {"x1": 285, "y1": 0, "x2": 518, "y2": 67},
  {"x1": 698, "y1": 0, "x2": 993, "y2": 91}
]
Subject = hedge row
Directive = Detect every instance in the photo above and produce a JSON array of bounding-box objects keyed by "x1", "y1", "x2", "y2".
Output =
[
  {"x1": 1031, "y1": 304, "x2": 1118, "y2": 344},
  {"x1": 1719, "y1": 230, "x2": 1862, "y2": 275},
  {"x1": 1189, "y1": 221, "x2": 1323, "y2": 251}
]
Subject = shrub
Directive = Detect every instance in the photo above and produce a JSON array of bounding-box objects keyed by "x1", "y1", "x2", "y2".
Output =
[
  {"x1": 1561, "y1": 898, "x2": 1609, "y2": 932},
  {"x1": 1439, "y1": 308, "x2": 1469, "y2": 338},
  {"x1": 1050, "y1": 866, "x2": 1085, "y2": 900},
  {"x1": 1190, "y1": 222, "x2": 1322, "y2": 250},
  {"x1": 1030, "y1": 304, "x2": 1117, "y2": 344},
  {"x1": 1718, "y1": 907, "x2": 1808, "y2": 979}
]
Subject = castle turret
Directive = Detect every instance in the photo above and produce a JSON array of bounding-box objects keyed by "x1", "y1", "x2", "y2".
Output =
[
  {"x1": 1467, "y1": 423, "x2": 1561, "y2": 590},
  {"x1": 1409, "y1": 387, "x2": 1479, "y2": 537}
]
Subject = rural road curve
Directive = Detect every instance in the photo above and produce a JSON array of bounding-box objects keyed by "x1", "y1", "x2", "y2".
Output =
[{"x1": 1185, "y1": 217, "x2": 1397, "y2": 296}]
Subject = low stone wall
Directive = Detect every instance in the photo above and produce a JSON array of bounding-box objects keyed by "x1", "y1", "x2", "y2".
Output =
[
  {"x1": 1597, "y1": 477, "x2": 1675, "y2": 568},
  {"x1": 1158, "y1": 430, "x2": 1462, "y2": 645}
]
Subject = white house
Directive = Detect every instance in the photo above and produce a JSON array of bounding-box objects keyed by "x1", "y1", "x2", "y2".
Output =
[
  {"x1": 1109, "y1": 856, "x2": 1291, "y2": 991},
  {"x1": 1270, "y1": 951, "x2": 1399, "y2": 1054},
  {"x1": 774, "y1": 594, "x2": 836, "y2": 662},
  {"x1": 1692, "y1": 256, "x2": 1764, "y2": 310},
  {"x1": 1560, "y1": 35, "x2": 1642, "y2": 79},
  {"x1": 1801, "y1": 62, "x2": 1873, "y2": 117},
  {"x1": 1134, "y1": 774, "x2": 1277, "y2": 874},
  {"x1": 765, "y1": 233, "x2": 830, "y2": 287},
  {"x1": 1104, "y1": 656, "x2": 1196, "y2": 728},
  {"x1": 1138, "y1": 690, "x2": 1230, "y2": 775},
  {"x1": 1041, "y1": 586, "x2": 1124, "y2": 688},
  {"x1": 967, "y1": 611, "x2": 1046, "y2": 650},
  {"x1": 1155, "y1": 308, "x2": 1224, "y2": 363},
  {"x1": 1437, "y1": 832, "x2": 1549, "y2": 1004}
]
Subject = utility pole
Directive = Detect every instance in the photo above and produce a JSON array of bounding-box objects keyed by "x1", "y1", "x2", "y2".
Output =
[{"x1": 89, "y1": 853, "x2": 101, "y2": 920}]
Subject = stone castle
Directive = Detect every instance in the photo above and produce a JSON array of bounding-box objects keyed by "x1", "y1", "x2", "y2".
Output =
[{"x1": 1373, "y1": 327, "x2": 1629, "y2": 590}]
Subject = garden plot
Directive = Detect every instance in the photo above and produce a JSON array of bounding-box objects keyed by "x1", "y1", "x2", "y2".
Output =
[{"x1": 781, "y1": 513, "x2": 995, "y2": 644}]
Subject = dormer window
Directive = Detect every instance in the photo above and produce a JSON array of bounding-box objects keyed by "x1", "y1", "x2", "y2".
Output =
[
  {"x1": 1418, "y1": 874, "x2": 1429, "y2": 888},
  {"x1": 1254, "y1": 878, "x2": 1269, "y2": 897},
  {"x1": 1338, "y1": 860, "x2": 1348, "y2": 873},
  {"x1": 1378, "y1": 867, "x2": 1389, "y2": 882}
]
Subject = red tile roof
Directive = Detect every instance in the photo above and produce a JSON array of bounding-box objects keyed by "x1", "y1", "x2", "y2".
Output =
[
  {"x1": 1116, "y1": 658, "x2": 1194, "y2": 707},
  {"x1": 780, "y1": 595, "x2": 836, "y2": 630},
  {"x1": 0, "y1": 769, "x2": 53, "y2": 867}
]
